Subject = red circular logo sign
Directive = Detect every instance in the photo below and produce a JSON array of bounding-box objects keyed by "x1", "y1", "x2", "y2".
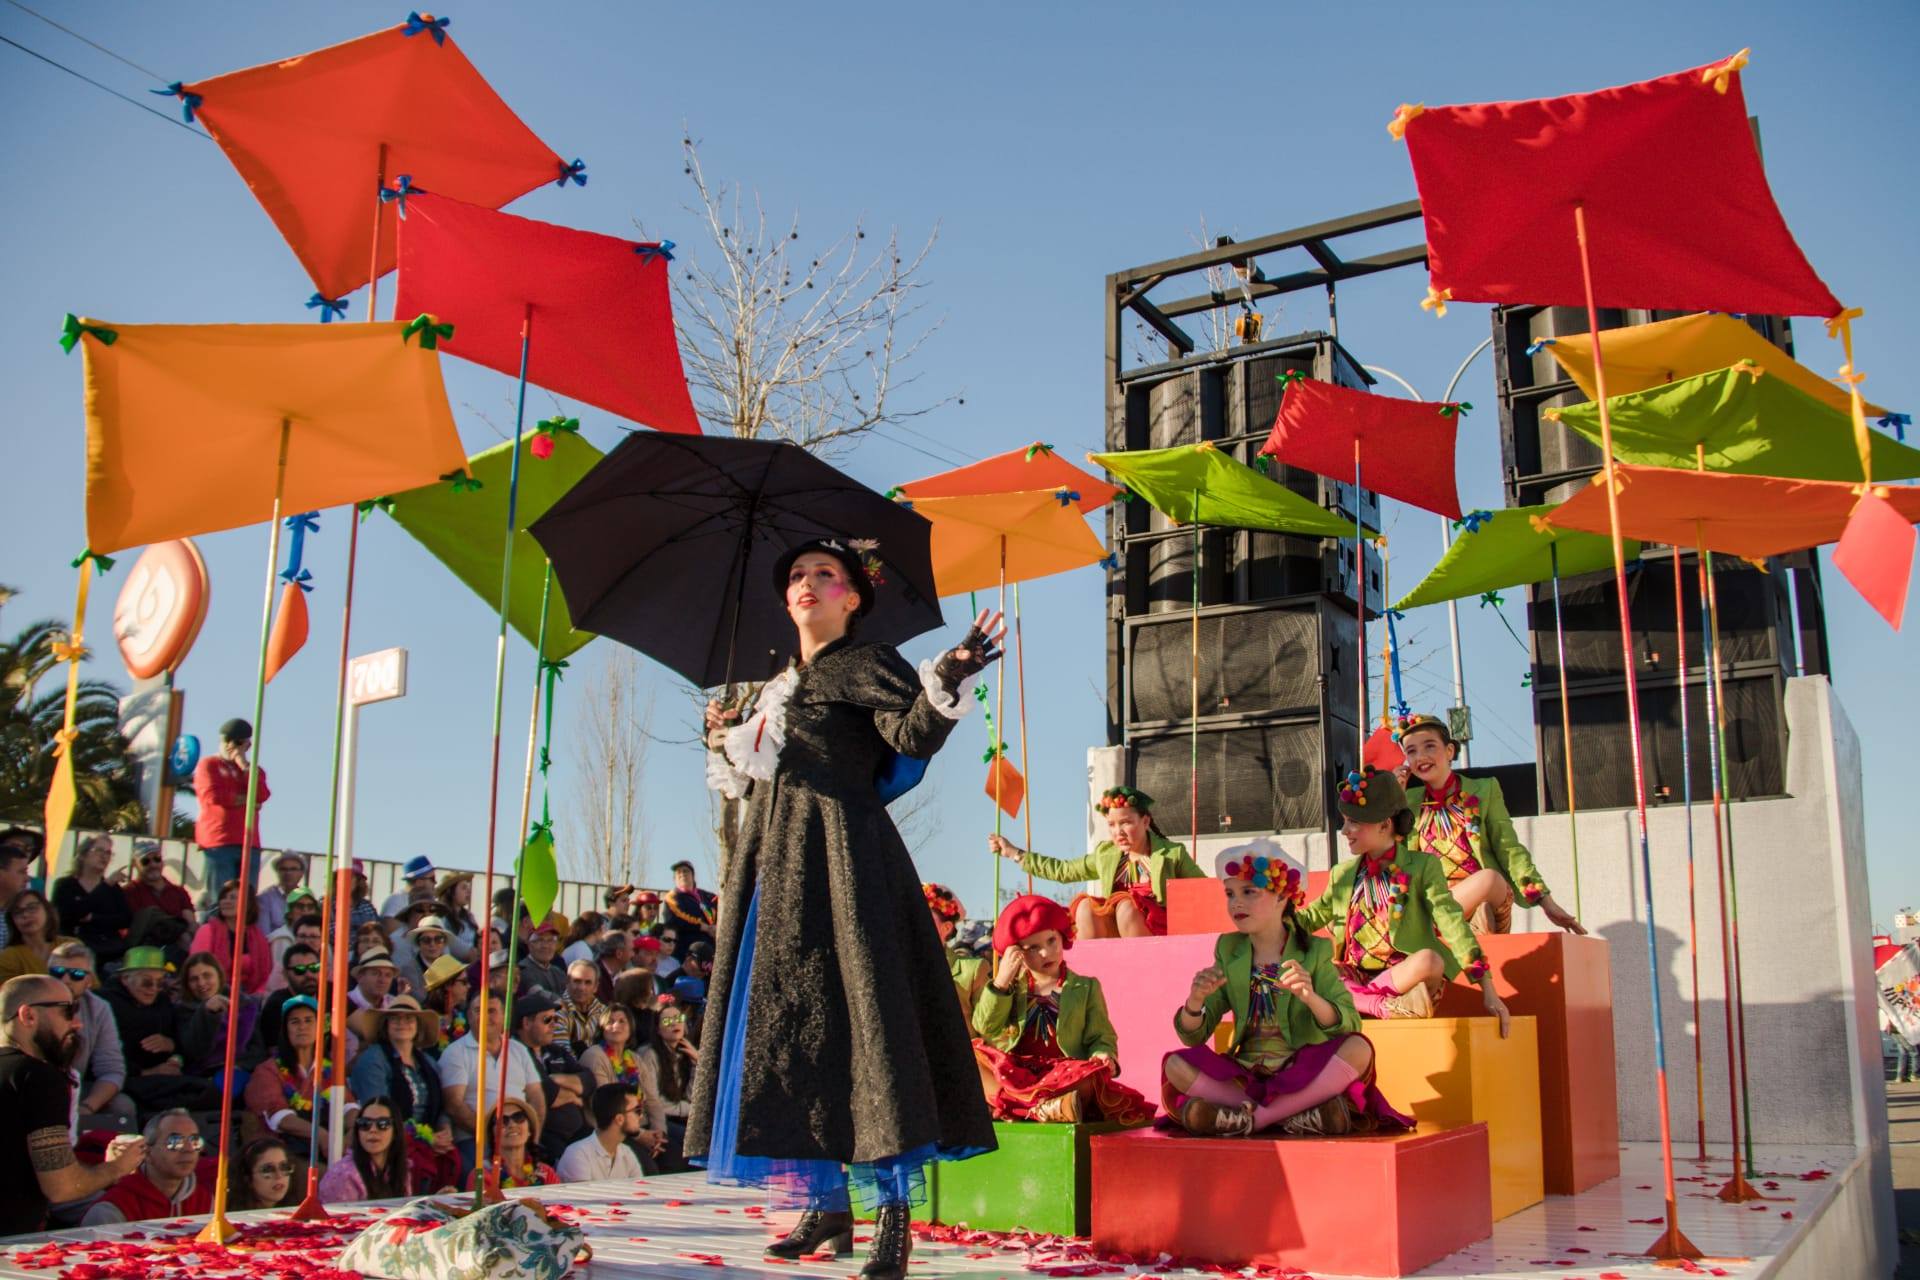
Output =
[{"x1": 113, "y1": 540, "x2": 210, "y2": 679}]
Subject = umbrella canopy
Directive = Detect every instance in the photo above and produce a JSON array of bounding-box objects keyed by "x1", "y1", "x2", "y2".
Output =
[
  {"x1": 183, "y1": 19, "x2": 566, "y2": 298},
  {"x1": 385, "y1": 429, "x2": 602, "y2": 660},
  {"x1": 77, "y1": 320, "x2": 467, "y2": 554},
  {"x1": 1261, "y1": 376, "x2": 1463, "y2": 518},
  {"x1": 895, "y1": 443, "x2": 1120, "y2": 512},
  {"x1": 1547, "y1": 366, "x2": 1920, "y2": 483},
  {"x1": 528, "y1": 434, "x2": 942, "y2": 687},
  {"x1": 1543, "y1": 466, "x2": 1920, "y2": 560},
  {"x1": 904, "y1": 489, "x2": 1107, "y2": 596},
  {"x1": 1086, "y1": 443, "x2": 1370, "y2": 537},
  {"x1": 1542, "y1": 313, "x2": 1889, "y2": 419},
  {"x1": 1395, "y1": 53, "x2": 1842, "y2": 317},
  {"x1": 1394, "y1": 506, "x2": 1638, "y2": 611},
  {"x1": 395, "y1": 193, "x2": 700, "y2": 436}
]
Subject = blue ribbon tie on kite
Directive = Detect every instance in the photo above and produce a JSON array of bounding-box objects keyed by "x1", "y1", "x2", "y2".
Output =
[
  {"x1": 1523, "y1": 338, "x2": 1556, "y2": 357},
  {"x1": 557, "y1": 158, "x2": 588, "y2": 188},
  {"x1": 1054, "y1": 489, "x2": 1080, "y2": 507},
  {"x1": 280, "y1": 567, "x2": 315, "y2": 593},
  {"x1": 402, "y1": 11, "x2": 451, "y2": 43},
  {"x1": 1453, "y1": 509, "x2": 1493, "y2": 534},
  {"x1": 151, "y1": 82, "x2": 202, "y2": 122},
  {"x1": 380, "y1": 174, "x2": 417, "y2": 215},
  {"x1": 306, "y1": 293, "x2": 349, "y2": 323},
  {"x1": 1880, "y1": 411, "x2": 1911, "y2": 442},
  {"x1": 634, "y1": 240, "x2": 676, "y2": 263},
  {"x1": 1098, "y1": 551, "x2": 1120, "y2": 571}
]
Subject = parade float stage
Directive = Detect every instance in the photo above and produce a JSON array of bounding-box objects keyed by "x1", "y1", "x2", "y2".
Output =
[{"x1": 0, "y1": 1142, "x2": 1873, "y2": 1280}]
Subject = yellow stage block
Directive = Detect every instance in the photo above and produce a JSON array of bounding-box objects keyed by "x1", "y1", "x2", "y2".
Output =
[{"x1": 1367, "y1": 1016, "x2": 1542, "y2": 1220}]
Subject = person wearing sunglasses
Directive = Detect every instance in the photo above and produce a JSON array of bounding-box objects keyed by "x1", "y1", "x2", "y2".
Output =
[
  {"x1": 514, "y1": 990, "x2": 591, "y2": 1161},
  {"x1": 319, "y1": 1095, "x2": 413, "y2": 1202},
  {"x1": 233, "y1": 1137, "x2": 295, "y2": 1210},
  {"x1": 81, "y1": 1108, "x2": 214, "y2": 1225},
  {"x1": 1, "y1": 974, "x2": 147, "y2": 1236},
  {"x1": 265, "y1": 891, "x2": 322, "y2": 991},
  {"x1": 260, "y1": 942, "x2": 323, "y2": 1049},
  {"x1": 121, "y1": 841, "x2": 196, "y2": 942},
  {"x1": 465, "y1": 1095, "x2": 558, "y2": 1191},
  {"x1": 48, "y1": 941, "x2": 133, "y2": 1129},
  {"x1": 104, "y1": 946, "x2": 220, "y2": 1113}
]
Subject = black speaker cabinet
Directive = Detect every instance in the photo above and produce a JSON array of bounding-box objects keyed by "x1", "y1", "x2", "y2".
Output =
[
  {"x1": 1125, "y1": 597, "x2": 1358, "y2": 730},
  {"x1": 1131, "y1": 714, "x2": 1362, "y2": 837}
]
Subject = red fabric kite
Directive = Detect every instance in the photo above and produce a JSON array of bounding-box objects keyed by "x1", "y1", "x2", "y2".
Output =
[
  {"x1": 896, "y1": 443, "x2": 1120, "y2": 512},
  {"x1": 1546, "y1": 466, "x2": 1920, "y2": 627},
  {"x1": 1261, "y1": 377, "x2": 1463, "y2": 518},
  {"x1": 185, "y1": 19, "x2": 566, "y2": 299},
  {"x1": 1396, "y1": 52, "x2": 1843, "y2": 318},
  {"x1": 396, "y1": 193, "x2": 700, "y2": 435}
]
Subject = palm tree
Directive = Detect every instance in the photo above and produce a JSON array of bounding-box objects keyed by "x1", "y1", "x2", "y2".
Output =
[{"x1": 0, "y1": 616, "x2": 150, "y2": 831}]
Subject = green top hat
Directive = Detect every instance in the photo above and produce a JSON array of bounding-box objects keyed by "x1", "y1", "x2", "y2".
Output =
[
  {"x1": 120, "y1": 945, "x2": 170, "y2": 973},
  {"x1": 1336, "y1": 765, "x2": 1410, "y2": 824}
]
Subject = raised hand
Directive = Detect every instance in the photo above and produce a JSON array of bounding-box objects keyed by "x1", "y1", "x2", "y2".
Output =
[
  {"x1": 1186, "y1": 964, "x2": 1227, "y2": 1010},
  {"x1": 987, "y1": 833, "x2": 1025, "y2": 862},
  {"x1": 1275, "y1": 958, "x2": 1316, "y2": 1000},
  {"x1": 933, "y1": 609, "x2": 1008, "y2": 692},
  {"x1": 994, "y1": 945, "x2": 1029, "y2": 990}
]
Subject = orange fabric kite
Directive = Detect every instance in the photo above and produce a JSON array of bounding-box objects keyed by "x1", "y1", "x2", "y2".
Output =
[
  {"x1": 896, "y1": 443, "x2": 1120, "y2": 512},
  {"x1": 1395, "y1": 53, "x2": 1843, "y2": 317},
  {"x1": 904, "y1": 489, "x2": 1107, "y2": 597},
  {"x1": 263, "y1": 581, "x2": 310, "y2": 683},
  {"x1": 183, "y1": 18, "x2": 566, "y2": 298},
  {"x1": 78, "y1": 320, "x2": 468, "y2": 553}
]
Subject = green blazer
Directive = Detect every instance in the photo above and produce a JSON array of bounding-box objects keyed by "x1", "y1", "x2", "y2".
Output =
[
  {"x1": 1297, "y1": 845, "x2": 1487, "y2": 981},
  {"x1": 973, "y1": 970, "x2": 1119, "y2": 1059},
  {"x1": 1020, "y1": 831, "x2": 1205, "y2": 900},
  {"x1": 1405, "y1": 774, "x2": 1549, "y2": 902},
  {"x1": 1174, "y1": 929, "x2": 1360, "y2": 1055},
  {"x1": 949, "y1": 949, "x2": 988, "y2": 1021}
]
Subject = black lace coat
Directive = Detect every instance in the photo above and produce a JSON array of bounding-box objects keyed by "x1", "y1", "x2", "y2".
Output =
[{"x1": 685, "y1": 638, "x2": 997, "y2": 1167}]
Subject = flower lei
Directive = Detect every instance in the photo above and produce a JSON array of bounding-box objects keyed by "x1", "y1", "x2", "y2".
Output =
[
  {"x1": 276, "y1": 1056, "x2": 331, "y2": 1114},
  {"x1": 611, "y1": 1046, "x2": 640, "y2": 1089},
  {"x1": 499, "y1": 1157, "x2": 548, "y2": 1188},
  {"x1": 438, "y1": 1007, "x2": 467, "y2": 1050},
  {"x1": 410, "y1": 1121, "x2": 435, "y2": 1145},
  {"x1": 922, "y1": 883, "x2": 963, "y2": 922}
]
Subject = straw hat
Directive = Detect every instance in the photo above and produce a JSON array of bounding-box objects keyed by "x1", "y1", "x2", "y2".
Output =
[
  {"x1": 348, "y1": 994, "x2": 440, "y2": 1044},
  {"x1": 422, "y1": 954, "x2": 468, "y2": 993}
]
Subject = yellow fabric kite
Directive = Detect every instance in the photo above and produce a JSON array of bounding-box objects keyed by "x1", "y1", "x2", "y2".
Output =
[{"x1": 79, "y1": 320, "x2": 468, "y2": 553}]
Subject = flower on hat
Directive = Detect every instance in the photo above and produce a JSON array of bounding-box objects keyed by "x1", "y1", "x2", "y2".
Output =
[{"x1": 1219, "y1": 845, "x2": 1305, "y2": 909}]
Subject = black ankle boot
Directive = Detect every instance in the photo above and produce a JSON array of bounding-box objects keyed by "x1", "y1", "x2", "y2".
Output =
[
  {"x1": 859, "y1": 1204, "x2": 911, "y2": 1280},
  {"x1": 764, "y1": 1209, "x2": 855, "y2": 1260}
]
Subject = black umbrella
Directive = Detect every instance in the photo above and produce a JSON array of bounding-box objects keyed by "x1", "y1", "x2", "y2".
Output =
[{"x1": 527, "y1": 433, "x2": 944, "y2": 688}]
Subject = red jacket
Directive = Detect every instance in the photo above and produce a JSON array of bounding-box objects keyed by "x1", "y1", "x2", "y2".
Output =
[
  {"x1": 193, "y1": 756, "x2": 269, "y2": 849},
  {"x1": 91, "y1": 1160, "x2": 215, "y2": 1223}
]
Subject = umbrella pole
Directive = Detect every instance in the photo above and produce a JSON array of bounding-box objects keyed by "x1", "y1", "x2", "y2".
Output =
[
  {"x1": 994, "y1": 538, "x2": 1006, "y2": 910},
  {"x1": 296, "y1": 151, "x2": 393, "y2": 1217},
  {"x1": 1190, "y1": 498, "x2": 1200, "y2": 866},
  {"x1": 1573, "y1": 203, "x2": 1697, "y2": 1261},
  {"x1": 490, "y1": 564, "x2": 554, "y2": 1177},
  {"x1": 1354, "y1": 444, "x2": 1368, "y2": 733},
  {"x1": 473, "y1": 304, "x2": 535, "y2": 1204},
  {"x1": 199, "y1": 419, "x2": 292, "y2": 1245},
  {"x1": 1548, "y1": 545, "x2": 1581, "y2": 921},
  {"x1": 1672, "y1": 545, "x2": 1706, "y2": 1164},
  {"x1": 1379, "y1": 537, "x2": 1392, "y2": 726},
  {"x1": 1015, "y1": 580, "x2": 1033, "y2": 894}
]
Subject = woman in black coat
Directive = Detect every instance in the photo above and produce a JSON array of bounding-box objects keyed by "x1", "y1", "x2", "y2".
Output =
[{"x1": 693, "y1": 538, "x2": 1002, "y2": 1280}]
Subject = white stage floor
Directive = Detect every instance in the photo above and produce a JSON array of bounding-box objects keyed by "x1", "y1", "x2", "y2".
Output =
[{"x1": 0, "y1": 1142, "x2": 1864, "y2": 1280}]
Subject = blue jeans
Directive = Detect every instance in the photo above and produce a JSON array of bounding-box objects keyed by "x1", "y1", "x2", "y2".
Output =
[{"x1": 199, "y1": 845, "x2": 260, "y2": 913}]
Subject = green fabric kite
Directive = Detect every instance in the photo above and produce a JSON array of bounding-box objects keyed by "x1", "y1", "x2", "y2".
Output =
[
  {"x1": 1394, "y1": 506, "x2": 1639, "y2": 611},
  {"x1": 1086, "y1": 443, "x2": 1371, "y2": 538},
  {"x1": 517, "y1": 826, "x2": 559, "y2": 926},
  {"x1": 386, "y1": 431, "x2": 601, "y2": 659},
  {"x1": 1550, "y1": 365, "x2": 1920, "y2": 483}
]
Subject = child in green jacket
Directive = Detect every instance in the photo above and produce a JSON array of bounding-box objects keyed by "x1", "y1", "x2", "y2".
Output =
[
  {"x1": 971, "y1": 894, "x2": 1151, "y2": 1125},
  {"x1": 1396, "y1": 713, "x2": 1586, "y2": 936},
  {"x1": 989, "y1": 786, "x2": 1205, "y2": 938},
  {"x1": 1163, "y1": 839, "x2": 1412, "y2": 1139},
  {"x1": 1298, "y1": 766, "x2": 1512, "y2": 1033},
  {"x1": 925, "y1": 883, "x2": 987, "y2": 1026}
]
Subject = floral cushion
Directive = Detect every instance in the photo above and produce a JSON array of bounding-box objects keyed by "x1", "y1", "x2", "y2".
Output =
[{"x1": 335, "y1": 1196, "x2": 587, "y2": 1280}]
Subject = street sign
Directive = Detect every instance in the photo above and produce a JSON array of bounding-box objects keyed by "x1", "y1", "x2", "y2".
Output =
[{"x1": 347, "y1": 647, "x2": 408, "y2": 705}]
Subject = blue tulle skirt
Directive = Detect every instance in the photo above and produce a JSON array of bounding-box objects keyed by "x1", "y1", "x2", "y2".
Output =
[{"x1": 695, "y1": 888, "x2": 987, "y2": 1211}]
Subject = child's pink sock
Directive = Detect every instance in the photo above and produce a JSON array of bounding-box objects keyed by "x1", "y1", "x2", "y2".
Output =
[
  {"x1": 1252, "y1": 1056, "x2": 1362, "y2": 1130},
  {"x1": 1175, "y1": 1071, "x2": 1250, "y2": 1108}
]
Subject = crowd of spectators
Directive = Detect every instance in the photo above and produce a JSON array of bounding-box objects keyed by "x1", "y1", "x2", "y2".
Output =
[{"x1": 0, "y1": 828, "x2": 717, "y2": 1237}]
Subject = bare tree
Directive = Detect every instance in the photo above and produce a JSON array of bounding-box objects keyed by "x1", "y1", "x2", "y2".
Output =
[
  {"x1": 644, "y1": 134, "x2": 959, "y2": 456},
  {"x1": 1126, "y1": 218, "x2": 1275, "y2": 368},
  {"x1": 566, "y1": 648, "x2": 654, "y2": 888}
]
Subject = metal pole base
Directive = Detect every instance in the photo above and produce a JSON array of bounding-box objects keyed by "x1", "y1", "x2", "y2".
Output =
[
  {"x1": 1715, "y1": 1166, "x2": 1775, "y2": 1204},
  {"x1": 289, "y1": 1173, "x2": 332, "y2": 1220},
  {"x1": 195, "y1": 1211, "x2": 241, "y2": 1245},
  {"x1": 1640, "y1": 1220, "x2": 1702, "y2": 1262}
]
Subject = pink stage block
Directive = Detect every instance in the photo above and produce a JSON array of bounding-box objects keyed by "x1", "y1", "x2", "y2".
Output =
[{"x1": 1069, "y1": 934, "x2": 1219, "y2": 1101}]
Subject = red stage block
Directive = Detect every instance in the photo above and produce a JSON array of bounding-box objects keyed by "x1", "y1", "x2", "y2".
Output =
[
  {"x1": 1090, "y1": 1124, "x2": 1491, "y2": 1276},
  {"x1": 1069, "y1": 935, "x2": 1218, "y2": 1098},
  {"x1": 1436, "y1": 932, "x2": 1619, "y2": 1194},
  {"x1": 1166, "y1": 874, "x2": 1329, "y2": 937}
]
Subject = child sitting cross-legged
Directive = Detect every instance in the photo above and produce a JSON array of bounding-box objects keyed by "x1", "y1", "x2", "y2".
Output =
[
  {"x1": 971, "y1": 894, "x2": 1152, "y2": 1126},
  {"x1": 1163, "y1": 840, "x2": 1412, "y2": 1138}
]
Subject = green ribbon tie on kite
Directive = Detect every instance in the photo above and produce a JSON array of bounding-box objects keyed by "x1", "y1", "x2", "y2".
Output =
[
  {"x1": 1438, "y1": 401, "x2": 1472, "y2": 418},
  {"x1": 357, "y1": 495, "x2": 397, "y2": 520},
  {"x1": 69, "y1": 548, "x2": 116, "y2": 573},
  {"x1": 537, "y1": 415, "x2": 581, "y2": 436},
  {"x1": 884, "y1": 486, "x2": 905, "y2": 501},
  {"x1": 1024, "y1": 442, "x2": 1055, "y2": 460},
  {"x1": 1275, "y1": 369, "x2": 1308, "y2": 389},
  {"x1": 440, "y1": 469, "x2": 484, "y2": 492},
  {"x1": 59, "y1": 315, "x2": 118, "y2": 354},
  {"x1": 1478, "y1": 590, "x2": 1504, "y2": 608},
  {"x1": 402, "y1": 314, "x2": 456, "y2": 349},
  {"x1": 982, "y1": 741, "x2": 1009, "y2": 764}
]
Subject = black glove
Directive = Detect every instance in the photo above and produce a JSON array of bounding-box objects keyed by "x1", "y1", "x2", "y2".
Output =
[{"x1": 933, "y1": 623, "x2": 1002, "y2": 694}]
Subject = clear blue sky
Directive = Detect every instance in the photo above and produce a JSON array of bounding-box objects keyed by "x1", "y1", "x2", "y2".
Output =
[{"x1": 4, "y1": 2, "x2": 1914, "y2": 925}]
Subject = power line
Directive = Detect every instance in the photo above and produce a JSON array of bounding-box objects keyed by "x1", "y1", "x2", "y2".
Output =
[
  {"x1": 4, "y1": 0, "x2": 161, "y2": 79},
  {"x1": 0, "y1": 32, "x2": 208, "y2": 140}
]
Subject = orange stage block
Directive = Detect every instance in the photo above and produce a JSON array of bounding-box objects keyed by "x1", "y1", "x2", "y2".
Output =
[
  {"x1": 1167, "y1": 874, "x2": 1329, "y2": 936},
  {"x1": 1437, "y1": 932, "x2": 1620, "y2": 1194},
  {"x1": 1090, "y1": 1124, "x2": 1491, "y2": 1277}
]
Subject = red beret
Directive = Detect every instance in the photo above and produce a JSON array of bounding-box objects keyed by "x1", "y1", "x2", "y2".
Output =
[
  {"x1": 633, "y1": 936, "x2": 663, "y2": 953},
  {"x1": 993, "y1": 893, "x2": 1074, "y2": 953}
]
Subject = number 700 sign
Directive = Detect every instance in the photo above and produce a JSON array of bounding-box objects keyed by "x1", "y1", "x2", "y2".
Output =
[{"x1": 348, "y1": 647, "x2": 408, "y2": 706}]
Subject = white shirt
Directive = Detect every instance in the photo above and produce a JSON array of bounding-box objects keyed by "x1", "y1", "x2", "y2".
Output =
[
  {"x1": 437, "y1": 1032, "x2": 542, "y2": 1136},
  {"x1": 561, "y1": 940, "x2": 594, "y2": 967},
  {"x1": 555, "y1": 1133, "x2": 643, "y2": 1182}
]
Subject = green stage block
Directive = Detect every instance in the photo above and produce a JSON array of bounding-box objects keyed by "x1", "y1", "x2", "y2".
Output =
[{"x1": 932, "y1": 1120, "x2": 1127, "y2": 1237}]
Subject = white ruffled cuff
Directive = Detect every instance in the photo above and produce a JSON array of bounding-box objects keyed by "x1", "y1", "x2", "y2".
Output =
[
  {"x1": 710, "y1": 669, "x2": 798, "y2": 795},
  {"x1": 919, "y1": 658, "x2": 978, "y2": 721},
  {"x1": 705, "y1": 750, "x2": 751, "y2": 801}
]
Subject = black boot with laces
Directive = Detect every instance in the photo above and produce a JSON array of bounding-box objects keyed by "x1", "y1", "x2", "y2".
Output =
[
  {"x1": 860, "y1": 1203, "x2": 912, "y2": 1280},
  {"x1": 764, "y1": 1209, "x2": 855, "y2": 1260}
]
